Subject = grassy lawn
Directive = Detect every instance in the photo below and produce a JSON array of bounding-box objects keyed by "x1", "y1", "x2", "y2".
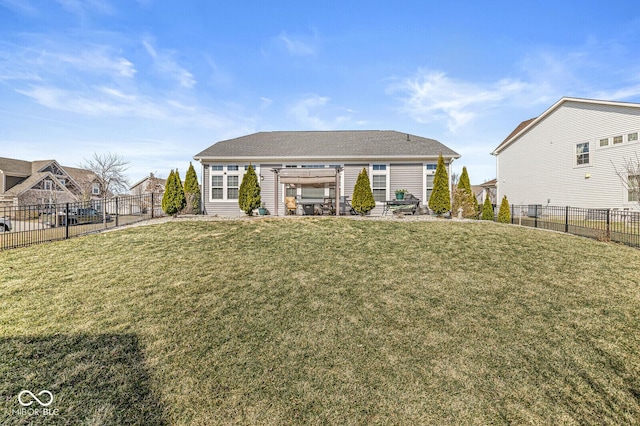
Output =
[{"x1": 1, "y1": 218, "x2": 640, "y2": 424}]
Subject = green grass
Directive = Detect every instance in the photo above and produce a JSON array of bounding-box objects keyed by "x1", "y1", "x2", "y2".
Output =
[{"x1": 1, "y1": 218, "x2": 640, "y2": 424}]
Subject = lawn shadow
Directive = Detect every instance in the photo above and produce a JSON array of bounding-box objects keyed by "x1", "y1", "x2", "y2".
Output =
[{"x1": 0, "y1": 333, "x2": 166, "y2": 425}]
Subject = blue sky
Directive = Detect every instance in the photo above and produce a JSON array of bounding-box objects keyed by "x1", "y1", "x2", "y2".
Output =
[{"x1": 2, "y1": 1, "x2": 640, "y2": 185}]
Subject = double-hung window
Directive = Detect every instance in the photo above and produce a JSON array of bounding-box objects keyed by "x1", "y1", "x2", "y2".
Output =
[
  {"x1": 209, "y1": 165, "x2": 246, "y2": 201},
  {"x1": 425, "y1": 164, "x2": 437, "y2": 202},
  {"x1": 576, "y1": 142, "x2": 590, "y2": 165},
  {"x1": 371, "y1": 164, "x2": 387, "y2": 202}
]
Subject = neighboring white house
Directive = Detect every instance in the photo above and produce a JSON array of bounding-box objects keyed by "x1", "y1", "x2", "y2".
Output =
[
  {"x1": 492, "y1": 97, "x2": 640, "y2": 209},
  {"x1": 194, "y1": 131, "x2": 460, "y2": 216}
]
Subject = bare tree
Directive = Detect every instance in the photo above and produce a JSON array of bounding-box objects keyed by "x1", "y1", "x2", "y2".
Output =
[
  {"x1": 612, "y1": 153, "x2": 640, "y2": 206},
  {"x1": 80, "y1": 153, "x2": 131, "y2": 196}
]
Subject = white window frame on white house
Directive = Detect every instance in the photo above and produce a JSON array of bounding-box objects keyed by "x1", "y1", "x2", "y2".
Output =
[
  {"x1": 613, "y1": 135, "x2": 623, "y2": 145},
  {"x1": 91, "y1": 183, "x2": 100, "y2": 195},
  {"x1": 43, "y1": 180, "x2": 52, "y2": 191},
  {"x1": 575, "y1": 142, "x2": 590, "y2": 166},
  {"x1": 370, "y1": 163, "x2": 389, "y2": 203},
  {"x1": 628, "y1": 132, "x2": 638, "y2": 143},
  {"x1": 209, "y1": 164, "x2": 260, "y2": 202}
]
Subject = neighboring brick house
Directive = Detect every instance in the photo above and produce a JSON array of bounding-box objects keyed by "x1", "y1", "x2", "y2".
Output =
[
  {"x1": 0, "y1": 157, "x2": 102, "y2": 207},
  {"x1": 194, "y1": 130, "x2": 460, "y2": 216}
]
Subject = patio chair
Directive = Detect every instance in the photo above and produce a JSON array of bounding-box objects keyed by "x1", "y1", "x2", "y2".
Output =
[
  {"x1": 321, "y1": 197, "x2": 334, "y2": 215},
  {"x1": 285, "y1": 196, "x2": 297, "y2": 215}
]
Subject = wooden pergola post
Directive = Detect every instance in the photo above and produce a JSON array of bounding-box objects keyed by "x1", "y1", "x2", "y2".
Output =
[
  {"x1": 273, "y1": 170, "x2": 279, "y2": 216},
  {"x1": 335, "y1": 168, "x2": 340, "y2": 216}
]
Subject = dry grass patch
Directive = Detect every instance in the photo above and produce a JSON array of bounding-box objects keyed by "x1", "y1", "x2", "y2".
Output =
[{"x1": 1, "y1": 218, "x2": 640, "y2": 424}]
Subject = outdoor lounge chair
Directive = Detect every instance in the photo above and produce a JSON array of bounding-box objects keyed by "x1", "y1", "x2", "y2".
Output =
[
  {"x1": 321, "y1": 197, "x2": 334, "y2": 215},
  {"x1": 285, "y1": 196, "x2": 297, "y2": 215}
]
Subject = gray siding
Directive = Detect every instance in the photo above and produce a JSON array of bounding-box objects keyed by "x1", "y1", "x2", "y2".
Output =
[
  {"x1": 498, "y1": 101, "x2": 640, "y2": 208},
  {"x1": 343, "y1": 164, "x2": 367, "y2": 199},
  {"x1": 259, "y1": 164, "x2": 280, "y2": 216},
  {"x1": 390, "y1": 163, "x2": 423, "y2": 202}
]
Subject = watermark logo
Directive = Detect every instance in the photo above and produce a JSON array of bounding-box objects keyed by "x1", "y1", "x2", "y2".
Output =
[
  {"x1": 18, "y1": 390, "x2": 54, "y2": 407},
  {"x1": 11, "y1": 390, "x2": 58, "y2": 417}
]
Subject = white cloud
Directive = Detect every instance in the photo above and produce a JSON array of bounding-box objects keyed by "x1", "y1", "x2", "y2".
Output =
[
  {"x1": 56, "y1": 0, "x2": 115, "y2": 17},
  {"x1": 142, "y1": 38, "x2": 196, "y2": 89},
  {"x1": 288, "y1": 95, "x2": 331, "y2": 129},
  {"x1": 260, "y1": 97, "x2": 273, "y2": 110},
  {"x1": 288, "y1": 95, "x2": 355, "y2": 130},
  {"x1": 389, "y1": 69, "x2": 531, "y2": 131},
  {"x1": 277, "y1": 31, "x2": 317, "y2": 57}
]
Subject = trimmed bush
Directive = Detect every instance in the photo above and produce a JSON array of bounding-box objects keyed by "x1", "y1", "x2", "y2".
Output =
[
  {"x1": 162, "y1": 170, "x2": 175, "y2": 215},
  {"x1": 162, "y1": 169, "x2": 186, "y2": 216},
  {"x1": 452, "y1": 166, "x2": 476, "y2": 218},
  {"x1": 481, "y1": 196, "x2": 494, "y2": 221},
  {"x1": 173, "y1": 169, "x2": 186, "y2": 213},
  {"x1": 428, "y1": 154, "x2": 451, "y2": 215},
  {"x1": 184, "y1": 162, "x2": 201, "y2": 214},
  {"x1": 238, "y1": 164, "x2": 261, "y2": 216},
  {"x1": 498, "y1": 195, "x2": 511, "y2": 224},
  {"x1": 351, "y1": 168, "x2": 376, "y2": 215}
]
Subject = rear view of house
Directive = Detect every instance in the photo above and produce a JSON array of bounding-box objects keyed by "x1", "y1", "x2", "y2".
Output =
[
  {"x1": 493, "y1": 97, "x2": 640, "y2": 209},
  {"x1": 194, "y1": 131, "x2": 460, "y2": 216}
]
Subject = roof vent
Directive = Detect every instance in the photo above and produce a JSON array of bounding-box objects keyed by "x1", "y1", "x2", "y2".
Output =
[{"x1": 406, "y1": 134, "x2": 410, "y2": 141}]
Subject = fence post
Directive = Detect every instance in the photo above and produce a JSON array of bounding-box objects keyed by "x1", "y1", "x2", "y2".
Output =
[
  {"x1": 534, "y1": 205, "x2": 538, "y2": 228},
  {"x1": 565, "y1": 206, "x2": 569, "y2": 233},
  {"x1": 606, "y1": 208, "x2": 611, "y2": 240},
  {"x1": 151, "y1": 193, "x2": 155, "y2": 219},
  {"x1": 115, "y1": 196, "x2": 119, "y2": 227},
  {"x1": 511, "y1": 205, "x2": 514, "y2": 224},
  {"x1": 65, "y1": 202, "x2": 69, "y2": 240}
]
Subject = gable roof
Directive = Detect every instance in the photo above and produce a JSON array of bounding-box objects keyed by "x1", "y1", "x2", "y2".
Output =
[
  {"x1": 130, "y1": 174, "x2": 167, "y2": 191},
  {"x1": 492, "y1": 97, "x2": 640, "y2": 155},
  {"x1": 194, "y1": 131, "x2": 460, "y2": 160},
  {"x1": 0, "y1": 157, "x2": 97, "y2": 198},
  {"x1": 0, "y1": 157, "x2": 32, "y2": 176}
]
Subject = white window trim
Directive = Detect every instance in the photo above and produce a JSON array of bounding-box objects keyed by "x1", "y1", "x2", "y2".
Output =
[
  {"x1": 92, "y1": 183, "x2": 100, "y2": 195},
  {"x1": 370, "y1": 163, "x2": 389, "y2": 204},
  {"x1": 209, "y1": 164, "x2": 260, "y2": 202},
  {"x1": 574, "y1": 142, "x2": 591, "y2": 168},
  {"x1": 624, "y1": 173, "x2": 640, "y2": 205},
  {"x1": 423, "y1": 162, "x2": 437, "y2": 204},
  {"x1": 597, "y1": 130, "x2": 640, "y2": 150}
]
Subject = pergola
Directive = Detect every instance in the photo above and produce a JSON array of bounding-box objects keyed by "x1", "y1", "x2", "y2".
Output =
[{"x1": 271, "y1": 167, "x2": 343, "y2": 216}]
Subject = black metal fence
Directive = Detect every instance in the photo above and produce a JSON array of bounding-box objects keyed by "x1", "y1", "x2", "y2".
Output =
[
  {"x1": 507, "y1": 205, "x2": 640, "y2": 248},
  {"x1": 0, "y1": 193, "x2": 164, "y2": 250}
]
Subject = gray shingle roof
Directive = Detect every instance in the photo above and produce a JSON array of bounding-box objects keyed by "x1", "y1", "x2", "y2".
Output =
[{"x1": 194, "y1": 131, "x2": 459, "y2": 159}]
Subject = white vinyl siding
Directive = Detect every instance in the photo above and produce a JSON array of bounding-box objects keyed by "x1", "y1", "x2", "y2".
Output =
[{"x1": 496, "y1": 100, "x2": 640, "y2": 208}]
